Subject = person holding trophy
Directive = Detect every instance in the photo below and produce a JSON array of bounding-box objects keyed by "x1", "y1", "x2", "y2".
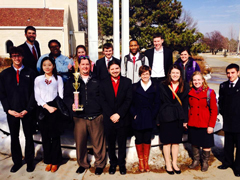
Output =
[{"x1": 64, "y1": 56, "x2": 106, "y2": 175}]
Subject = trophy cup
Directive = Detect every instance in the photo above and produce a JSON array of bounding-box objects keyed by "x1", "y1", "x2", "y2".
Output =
[{"x1": 72, "y1": 59, "x2": 84, "y2": 111}]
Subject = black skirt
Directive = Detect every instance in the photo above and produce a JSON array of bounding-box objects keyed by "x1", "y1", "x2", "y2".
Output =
[
  {"x1": 159, "y1": 120, "x2": 183, "y2": 144},
  {"x1": 188, "y1": 126, "x2": 214, "y2": 148}
]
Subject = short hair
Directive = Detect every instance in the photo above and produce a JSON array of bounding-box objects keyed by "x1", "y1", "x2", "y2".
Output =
[
  {"x1": 153, "y1": 32, "x2": 164, "y2": 39},
  {"x1": 139, "y1": 65, "x2": 151, "y2": 76},
  {"x1": 103, "y1": 43, "x2": 113, "y2": 51},
  {"x1": 129, "y1": 39, "x2": 139, "y2": 45},
  {"x1": 108, "y1": 59, "x2": 120, "y2": 69},
  {"x1": 189, "y1": 71, "x2": 208, "y2": 90},
  {"x1": 25, "y1": 26, "x2": 36, "y2": 34},
  {"x1": 226, "y1": 63, "x2": 239, "y2": 72},
  {"x1": 179, "y1": 47, "x2": 191, "y2": 56},
  {"x1": 9, "y1": 46, "x2": 24, "y2": 57},
  {"x1": 40, "y1": 56, "x2": 58, "y2": 80},
  {"x1": 48, "y1": 39, "x2": 61, "y2": 48},
  {"x1": 75, "y1": 45, "x2": 87, "y2": 57}
]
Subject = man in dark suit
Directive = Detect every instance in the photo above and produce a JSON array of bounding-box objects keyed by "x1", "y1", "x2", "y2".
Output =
[
  {"x1": 93, "y1": 43, "x2": 120, "y2": 80},
  {"x1": 100, "y1": 59, "x2": 132, "y2": 175},
  {"x1": 0, "y1": 47, "x2": 36, "y2": 173},
  {"x1": 218, "y1": 63, "x2": 240, "y2": 177},
  {"x1": 18, "y1": 26, "x2": 41, "y2": 74},
  {"x1": 144, "y1": 33, "x2": 173, "y2": 84}
]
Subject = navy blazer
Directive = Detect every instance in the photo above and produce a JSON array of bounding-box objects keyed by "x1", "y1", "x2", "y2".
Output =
[
  {"x1": 18, "y1": 41, "x2": 41, "y2": 74},
  {"x1": 93, "y1": 56, "x2": 120, "y2": 81},
  {"x1": 100, "y1": 76, "x2": 132, "y2": 129},
  {"x1": 130, "y1": 80, "x2": 160, "y2": 130},
  {"x1": 144, "y1": 47, "x2": 173, "y2": 77}
]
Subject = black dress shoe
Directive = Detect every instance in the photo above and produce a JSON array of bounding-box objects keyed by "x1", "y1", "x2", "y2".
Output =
[
  {"x1": 95, "y1": 168, "x2": 103, "y2": 175},
  {"x1": 76, "y1": 166, "x2": 86, "y2": 174},
  {"x1": 217, "y1": 165, "x2": 229, "y2": 170},
  {"x1": 119, "y1": 166, "x2": 126, "y2": 175},
  {"x1": 165, "y1": 166, "x2": 174, "y2": 175},
  {"x1": 26, "y1": 163, "x2": 35, "y2": 172},
  {"x1": 234, "y1": 171, "x2": 240, "y2": 177},
  {"x1": 109, "y1": 165, "x2": 116, "y2": 174},
  {"x1": 10, "y1": 164, "x2": 22, "y2": 173},
  {"x1": 173, "y1": 167, "x2": 181, "y2": 174}
]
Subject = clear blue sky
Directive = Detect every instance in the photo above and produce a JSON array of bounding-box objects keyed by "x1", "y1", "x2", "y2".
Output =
[{"x1": 180, "y1": 0, "x2": 240, "y2": 39}]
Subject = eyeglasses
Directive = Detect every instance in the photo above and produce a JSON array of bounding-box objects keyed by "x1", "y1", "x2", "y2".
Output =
[
  {"x1": 79, "y1": 56, "x2": 90, "y2": 60},
  {"x1": 11, "y1": 55, "x2": 22, "y2": 58}
]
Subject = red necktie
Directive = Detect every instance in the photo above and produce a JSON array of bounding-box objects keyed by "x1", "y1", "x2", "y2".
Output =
[
  {"x1": 32, "y1": 46, "x2": 38, "y2": 61},
  {"x1": 16, "y1": 70, "x2": 19, "y2": 84},
  {"x1": 133, "y1": 56, "x2": 136, "y2": 65},
  {"x1": 107, "y1": 59, "x2": 110, "y2": 67}
]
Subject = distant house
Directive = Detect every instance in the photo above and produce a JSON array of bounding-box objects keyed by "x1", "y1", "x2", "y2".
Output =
[{"x1": 0, "y1": 0, "x2": 85, "y2": 57}]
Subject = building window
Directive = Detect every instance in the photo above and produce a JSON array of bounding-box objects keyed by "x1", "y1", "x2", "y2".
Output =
[{"x1": 6, "y1": 40, "x2": 14, "y2": 53}]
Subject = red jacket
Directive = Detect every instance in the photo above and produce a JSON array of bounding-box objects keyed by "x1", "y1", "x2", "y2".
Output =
[{"x1": 188, "y1": 87, "x2": 218, "y2": 128}]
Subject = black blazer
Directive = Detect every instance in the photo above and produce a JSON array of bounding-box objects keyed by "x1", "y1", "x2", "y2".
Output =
[
  {"x1": 0, "y1": 66, "x2": 36, "y2": 113},
  {"x1": 93, "y1": 56, "x2": 120, "y2": 81},
  {"x1": 219, "y1": 79, "x2": 240, "y2": 133},
  {"x1": 144, "y1": 47, "x2": 173, "y2": 77},
  {"x1": 157, "y1": 82, "x2": 189, "y2": 124},
  {"x1": 100, "y1": 76, "x2": 132, "y2": 129},
  {"x1": 18, "y1": 41, "x2": 41, "y2": 73}
]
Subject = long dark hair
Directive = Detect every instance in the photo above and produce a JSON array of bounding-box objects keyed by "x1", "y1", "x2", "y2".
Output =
[
  {"x1": 164, "y1": 64, "x2": 184, "y2": 93},
  {"x1": 40, "y1": 56, "x2": 58, "y2": 80}
]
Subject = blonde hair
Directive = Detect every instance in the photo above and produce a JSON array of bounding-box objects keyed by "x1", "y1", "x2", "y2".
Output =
[{"x1": 189, "y1": 71, "x2": 208, "y2": 90}]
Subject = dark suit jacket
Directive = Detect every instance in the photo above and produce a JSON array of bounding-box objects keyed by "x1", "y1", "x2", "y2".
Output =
[
  {"x1": 144, "y1": 47, "x2": 173, "y2": 77},
  {"x1": 18, "y1": 41, "x2": 41, "y2": 73},
  {"x1": 219, "y1": 79, "x2": 240, "y2": 133},
  {"x1": 93, "y1": 56, "x2": 120, "y2": 81},
  {"x1": 100, "y1": 76, "x2": 132, "y2": 129},
  {"x1": 0, "y1": 66, "x2": 36, "y2": 113}
]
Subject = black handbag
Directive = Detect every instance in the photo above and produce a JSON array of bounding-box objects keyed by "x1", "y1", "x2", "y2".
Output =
[{"x1": 55, "y1": 95, "x2": 70, "y2": 117}]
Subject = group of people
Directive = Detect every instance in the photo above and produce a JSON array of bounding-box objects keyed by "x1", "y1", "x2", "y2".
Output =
[{"x1": 0, "y1": 26, "x2": 240, "y2": 178}]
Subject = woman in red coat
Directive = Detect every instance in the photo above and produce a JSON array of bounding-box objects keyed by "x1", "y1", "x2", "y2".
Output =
[{"x1": 187, "y1": 71, "x2": 218, "y2": 172}]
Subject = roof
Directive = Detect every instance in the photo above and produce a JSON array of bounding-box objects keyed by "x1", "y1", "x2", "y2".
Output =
[{"x1": 0, "y1": 8, "x2": 64, "y2": 27}]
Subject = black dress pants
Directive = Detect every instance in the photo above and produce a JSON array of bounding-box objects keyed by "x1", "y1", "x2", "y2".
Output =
[
  {"x1": 7, "y1": 113, "x2": 34, "y2": 165},
  {"x1": 38, "y1": 100, "x2": 62, "y2": 165},
  {"x1": 223, "y1": 131, "x2": 240, "y2": 172},
  {"x1": 105, "y1": 126, "x2": 127, "y2": 167}
]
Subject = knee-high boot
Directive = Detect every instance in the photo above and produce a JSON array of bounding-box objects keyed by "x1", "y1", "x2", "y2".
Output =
[
  {"x1": 201, "y1": 150, "x2": 210, "y2": 172},
  {"x1": 189, "y1": 146, "x2": 200, "y2": 169},
  {"x1": 143, "y1": 144, "x2": 151, "y2": 172},
  {"x1": 135, "y1": 144, "x2": 144, "y2": 172}
]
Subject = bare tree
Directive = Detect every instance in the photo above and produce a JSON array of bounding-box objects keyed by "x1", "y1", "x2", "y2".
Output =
[
  {"x1": 177, "y1": 9, "x2": 198, "y2": 32},
  {"x1": 203, "y1": 31, "x2": 226, "y2": 55}
]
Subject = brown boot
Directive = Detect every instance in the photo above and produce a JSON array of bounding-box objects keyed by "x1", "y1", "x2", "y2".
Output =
[
  {"x1": 201, "y1": 150, "x2": 210, "y2": 172},
  {"x1": 143, "y1": 144, "x2": 151, "y2": 172},
  {"x1": 189, "y1": 146, "x2": 200, "y2": 169},
  {"x1": 135, "y1": 144, "x2": 144, "y2": 172}
]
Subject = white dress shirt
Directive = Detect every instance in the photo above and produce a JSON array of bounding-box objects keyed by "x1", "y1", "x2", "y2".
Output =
[
  {"x1": 26, "y1": 41, "x2": 38, "y2": 59},
  {"x1": 34, "y1": 75, "x2": 63, "y2": 107},
  {"x1": 151, "y1": 47, "x2": 165, "y2": 78},
  {"x1": 105, "y1": 57, "x2": 113, "y2": 67},
  {"x1": 229, "y1": 78, "x2": 239, "y2": 88}
]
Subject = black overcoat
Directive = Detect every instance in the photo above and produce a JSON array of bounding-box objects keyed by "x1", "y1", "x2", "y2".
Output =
[{"x1": 130, "y1": 80, "x2": 160, "y2": 130}]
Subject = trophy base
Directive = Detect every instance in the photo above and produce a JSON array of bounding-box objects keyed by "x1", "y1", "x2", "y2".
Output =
[{"x1": 74, "y1": 108, "x2": 84, "y2": 111}]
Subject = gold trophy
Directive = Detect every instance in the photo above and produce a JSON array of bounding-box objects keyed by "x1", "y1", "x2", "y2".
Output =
[{"x1": 72, "y1": 58, "x2": 84, "y2": 111}]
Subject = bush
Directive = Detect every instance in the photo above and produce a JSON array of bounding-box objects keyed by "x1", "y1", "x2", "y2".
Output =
[{"x1": 0, "y1": 57, "x2": 12, "y2": 72}]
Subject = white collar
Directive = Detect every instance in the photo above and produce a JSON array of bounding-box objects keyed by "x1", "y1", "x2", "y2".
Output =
[
  {"x1": 13, "y1": 65, "x2": 24, "y2": 72},
  {"x1": 230, "y1": 78, "x2": 239, "y2": 85},
  {"x1": 154, "y1": 47, "x2": 163, "y2": 53},
  {"x1": 141, "y1": 79, "x2": 152, "y2": 91},
  {"x1": 130, "y1": 52, "x2": 140, "y2": 60}
]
